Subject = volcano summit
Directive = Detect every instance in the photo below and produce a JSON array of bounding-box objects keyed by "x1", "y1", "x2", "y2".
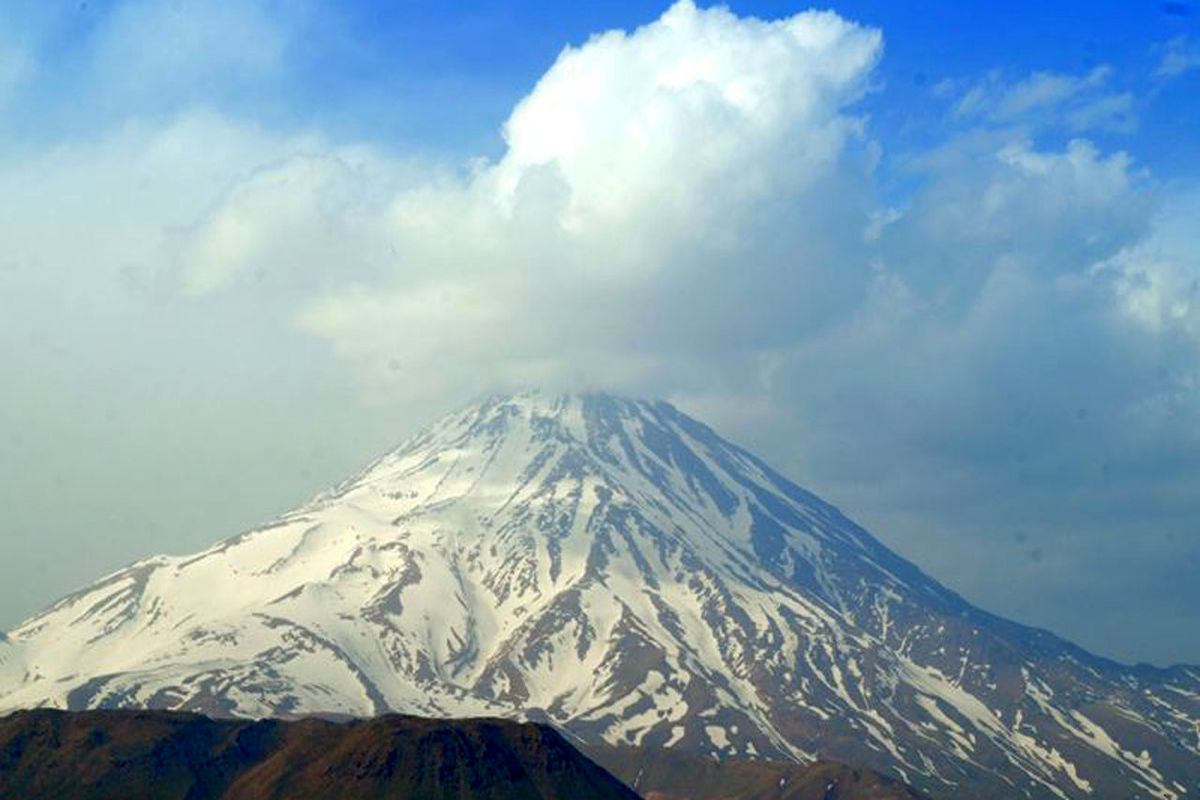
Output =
[{"x1": 1, "y1": 393, "x2": 1197, "y2": 799}]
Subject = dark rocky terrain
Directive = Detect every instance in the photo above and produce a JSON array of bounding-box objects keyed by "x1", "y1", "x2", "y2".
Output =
[
  {"x1": 586, "y1": 742, "x2": 930, "y2": 800},
  {"x1": 0, "y1": 708, "x2": 931, "y2": 800},
  {"x1": 0, "y1": 708, "x2": 641, "y2": 800}
]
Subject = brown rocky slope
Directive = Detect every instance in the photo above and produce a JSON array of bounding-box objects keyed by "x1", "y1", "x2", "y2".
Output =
[
  {"x1": 0, "y1": 708, "x2": 639, "y2": 800},
  {"x1": 0, "y1": 709, "x2": 930, "y2": 800}
]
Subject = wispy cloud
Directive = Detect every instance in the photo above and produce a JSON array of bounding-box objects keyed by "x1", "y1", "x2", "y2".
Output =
[
  {"x1": 0, "y1": 26, "x2": 32, "y2": 106},
  {"x1": 1155, "y1": 36, "x2": 1200, "y2": 78},
  {"x1": 950, "y1": 65, "x2": 1136, "y2": 133},
  {"x1": 90, "y1": 0, "x2": 290, "y2": 101}
]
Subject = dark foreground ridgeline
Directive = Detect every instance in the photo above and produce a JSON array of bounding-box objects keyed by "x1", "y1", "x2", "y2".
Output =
[
  {"x1": 0, "y1": 709, "x2": 640, "y2": 800},
  {"x1": 0, "y1": 709, "x2": 929, "y2": 800}
]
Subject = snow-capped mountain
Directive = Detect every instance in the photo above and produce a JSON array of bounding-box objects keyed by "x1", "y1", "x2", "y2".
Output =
[{"x1": 2, "y1": 393, "x2": 1197, "y2": 800}]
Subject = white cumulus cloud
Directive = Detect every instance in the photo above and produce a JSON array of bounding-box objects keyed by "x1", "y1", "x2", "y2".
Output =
[{"x1": 281, "y1": 0, "x2": 885, "y2": 401}]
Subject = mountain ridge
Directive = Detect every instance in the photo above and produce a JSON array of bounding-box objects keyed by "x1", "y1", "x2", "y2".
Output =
[
  {"x1": 2, "y1": 391, "x2": 1197, "y2": 800},
  {"x1": 0, "y1": 707, "x2": 642, "y2": 800},
  {"x1": 0, "y1": 707, "x2": 933, "y2": 800}
]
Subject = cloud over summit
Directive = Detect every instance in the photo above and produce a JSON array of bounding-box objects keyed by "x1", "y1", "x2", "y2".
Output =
[{"x1": 264, "y1": 1, "x2": 887, "y2": 400}]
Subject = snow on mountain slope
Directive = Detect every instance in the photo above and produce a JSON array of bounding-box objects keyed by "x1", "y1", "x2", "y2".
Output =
[{"x1": 2, "y1": 393, "x2": 1197, "y2": 800}]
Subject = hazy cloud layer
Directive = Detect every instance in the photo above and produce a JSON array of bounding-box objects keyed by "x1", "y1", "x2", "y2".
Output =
[{"x1": 2, "y1": 0, "x2": 1198, "y2": 664}]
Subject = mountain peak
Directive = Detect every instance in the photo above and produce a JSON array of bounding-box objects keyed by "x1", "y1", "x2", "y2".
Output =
[
  {"x1": 409, "y1": 390, "x2": 683, "y2": 450},
  {"x1": 2, "y1": 393, "x2": 1197, "y2": 800},
  {"x1": 337, "y1": 389, "x2": 744, "y2": 526}
]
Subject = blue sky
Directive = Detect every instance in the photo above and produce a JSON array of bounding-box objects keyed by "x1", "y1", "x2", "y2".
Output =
[
  {"x1": 9, "y1": 1, "x2": 1200, "y2": 161},
  {"x1": 1, "y1": 0, "x2": 1199, "y2": 665}
]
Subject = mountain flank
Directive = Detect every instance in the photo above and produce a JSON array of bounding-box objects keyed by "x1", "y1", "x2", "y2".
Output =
[{"x1": 1, "y1": 392, "x2": 1197, "y2": 799}]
